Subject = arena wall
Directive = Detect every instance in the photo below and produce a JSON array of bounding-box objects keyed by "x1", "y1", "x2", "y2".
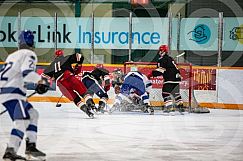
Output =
[{"x1": 18, "y1": 64, "x2": 243, "y2": 110}]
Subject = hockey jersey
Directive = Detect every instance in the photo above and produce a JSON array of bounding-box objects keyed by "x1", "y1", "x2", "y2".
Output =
[
  {"x1": 123, "y1": 71, "x2": 152, "y2": 93},
  {"x1": 83, "y1": 67, "x2": 110, "y2": 91},
  {"x1": 157, "y1": 54, "x2": 181, "y2": 83},
  {"x1": 42, "y1": 53, "x2": 84, "y2": 80},
  {"x1": 0, "y1": 49, "x2": 41, "y2": 103}
]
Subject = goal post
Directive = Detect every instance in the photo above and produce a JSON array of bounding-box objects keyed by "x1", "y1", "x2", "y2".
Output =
[{"x1": 124, "y1": 61, "x2": 194, "y2": 112}]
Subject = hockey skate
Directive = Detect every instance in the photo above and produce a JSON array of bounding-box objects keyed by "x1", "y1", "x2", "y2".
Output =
[
  {"x1": 141, "y1": 104, "x2": 154, "y2": 115},
  {"x1": 25, "y1": 139, "x2": 46, "y2": 161},
  {"x1": 141, "y1": 106, "x2": 149, "y2": 113},
  {"x1": 141, "y1": 104, "x2": 149, "y2": 113},
  {"x1": 147, "y1": 106, "x2": 154, "y2": 115},
  {"x1": 3, "y1": 147, "x2": 26, "y2": 161},
  {"x1": 97, "y1": 101, "x2": 106, "y2": 114},
  {"x1": 80, "y1": 104, "x2": 94, "y2": 119},
  {"x1": 177, "y1": 103, "x2": 185, "y2": 113},
  {"x1": 163, "y1": 106, "x2": 175, "y2": 116},
  {"x1": 86, "y1": 98, "x2": 96, "y2": 112}
]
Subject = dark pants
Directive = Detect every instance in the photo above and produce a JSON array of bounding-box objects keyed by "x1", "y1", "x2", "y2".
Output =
[{"x1": 162, "y1": 83, "x2": 182, "y2": 108}]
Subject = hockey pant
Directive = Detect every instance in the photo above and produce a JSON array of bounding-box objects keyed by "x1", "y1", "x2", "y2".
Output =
[
  {"x1": 162, "y1": 83, "x2": 183, "y2": 108},
  {"x1": 2, "y1": 99, "x2": 38, "y2": 153},
  {"x1": 57, "y1": 71, "x2": 91, "y2": 107},
  {"x1": 82, "y1": 74, "x2": 109, "y2": 106},
  {"x1": 121, "y1": 75, "x2": 150, "y2": 105}
]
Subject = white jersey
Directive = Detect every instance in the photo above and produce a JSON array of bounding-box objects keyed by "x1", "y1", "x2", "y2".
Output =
[
  {"x1": 0, "y1": 49, "x2": 41, "y2": 103},
  {"x1": 142, "y1": 73, "x2": 152, "y2": 93}
]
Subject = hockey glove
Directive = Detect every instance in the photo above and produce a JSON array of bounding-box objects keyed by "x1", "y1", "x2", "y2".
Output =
[
  {"x1": 74, "y1": 64, "x2": 82, "y2": 75},
  {"x1": 104, "y1": 84, "x2": 110, "y2": 92},
  {"x1": 35, "y1": 78, "x2": 50, "y2": 94},
  {"x1": 152, "y1": 67, "x2": 166, "y2": 77}
]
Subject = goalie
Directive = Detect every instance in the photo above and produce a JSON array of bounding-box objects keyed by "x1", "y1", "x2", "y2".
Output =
[
  {"x1": 148, "y1": 45, "x2": 185, "y2": 113},
  {"x1": 112, "y1": 69, "x2": 154, "y2": 115}
]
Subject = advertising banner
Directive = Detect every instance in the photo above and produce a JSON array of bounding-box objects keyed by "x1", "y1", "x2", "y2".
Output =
[
  {"x1": 180, "y1": 18, "x2": 218, "y2": 51},
  {"x1": 224, "y1": 18, "x2": 243, "y2": 51},
  {"x1": 1, "y1": 16, "x2": 243, "y2": 51},
  {"x1": 0, "y1": 16, "x2": 168, "y2": 49}
]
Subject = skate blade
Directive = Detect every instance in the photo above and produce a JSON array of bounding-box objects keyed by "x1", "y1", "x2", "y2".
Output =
[
  {"x1": 162, "y1": 112, "x2": 173, "y2": 116},
  {"x1": 3, "y1": 159, "x2": 26, "y2": 161},
  {"x1": 88, "y1": 115, "x2": 95, "y2": 119},
  {"x1": 170, "y1": 111, "x2": 175, "y2": 116},
  {"x1": 148, "y1": 111, "x2": 154, "y2": 115},
  {"x1": 148, "y1": 109, "x2": 154, "y2": 115},
  {"x1": 178, "y1": 111, "x2": 185, "y2": 115},
  {"x1": 3, "y1": 158, "x2": 26, "y2": 161},
  {"x1": 26, "y1": 155, "x2": 46, "y2": 161}
]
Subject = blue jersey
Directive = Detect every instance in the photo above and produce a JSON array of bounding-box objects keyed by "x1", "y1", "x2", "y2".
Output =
[
  {"x1": 120, "y1": 71, "x2": 151, "y2": 105},
  {"x1": 121, "y1": 71, "x2": 145, "y2": 95}
]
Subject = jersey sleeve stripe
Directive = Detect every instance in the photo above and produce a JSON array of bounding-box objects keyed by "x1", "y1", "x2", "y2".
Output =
[
  {"x1": 26, "y1": 124, "x2": 38, "y2": 132},
  {"x1": 11, "y1": 129, "x2": 24, "y2": 139},
  {"x1": 0, "y1": 87, "x2": 26, "y2": 96},
  {"x1": 22, "y1": 69, "x2": 34, "y2": 77},
  {"x1": 41, "y1": 73, "x2": 52, "y2": 80}
]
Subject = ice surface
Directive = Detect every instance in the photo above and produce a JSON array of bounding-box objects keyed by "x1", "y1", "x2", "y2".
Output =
[{"x1": 1, "y1": 102, "x2": 243, "y2": 161}]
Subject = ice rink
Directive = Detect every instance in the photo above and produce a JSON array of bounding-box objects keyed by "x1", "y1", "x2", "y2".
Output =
[{"x1": 1, "y1": 102, "x2": 243, "y2": 161}]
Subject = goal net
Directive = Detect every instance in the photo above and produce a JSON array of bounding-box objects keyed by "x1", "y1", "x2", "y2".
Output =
[{"x1": 124, "y1": 61, "x2": 208, "y2": 113}]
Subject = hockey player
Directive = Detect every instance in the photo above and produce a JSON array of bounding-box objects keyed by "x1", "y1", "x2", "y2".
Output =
[
  {"x1": 111, "y1": 68, "x2": 124, "y2": 88},
  {"x1": 148, "y1": 45, "x2": 184, "y2": 113},
  {"x1": 41, "y1": 50, "x2": 94, "y2": 118},
  {"x1": 0, "y1": 30, "x2": 49, "y2": 161},
  {"x1": 113, "y1": 69, "x2": 154, "y2": 114},
  {"x1": 81, "y1": 65, "x2": 111, "y2": 113}
]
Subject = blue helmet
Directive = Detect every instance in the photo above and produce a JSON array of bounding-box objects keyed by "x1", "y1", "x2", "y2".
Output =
[{"x1": 19, "y1": 30, "x2": 34, "y2": 47}]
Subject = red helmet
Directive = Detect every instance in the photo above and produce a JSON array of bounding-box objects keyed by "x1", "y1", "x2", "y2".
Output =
[
  {"x1": 159, "y1": 45, "x2": 168, "y2": 53},
  {"x1": 55, "y1": 50, "x2": 64, "y2": 57}
]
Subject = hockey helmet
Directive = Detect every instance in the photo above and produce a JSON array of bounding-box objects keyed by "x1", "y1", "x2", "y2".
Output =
[
  {"x1": 19, "y1": 30, "x2": 34, "y2": 47},
  {"x1": 113, "y1": 68, "x2": 122, "y2": 74},
  {"x1": 159, "y1": 45, "x2": 168, "y2": 53},
  {"x1": 55, "y1": 50, "x2": 64, "y2": 57},
  {"x1": 96, "y1": 64, "x2": 104, "y2": 68}
]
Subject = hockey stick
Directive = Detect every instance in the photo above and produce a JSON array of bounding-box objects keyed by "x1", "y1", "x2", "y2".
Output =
[
  {"x1": 175, "y1": 52, "x2": 185, "y2": 58},
  {"x1": 56, "y1": 94, "x2": 63, "y2": 107},
  {"x1": 0, "y1": 91, "x2": 37, "y2": 116}
]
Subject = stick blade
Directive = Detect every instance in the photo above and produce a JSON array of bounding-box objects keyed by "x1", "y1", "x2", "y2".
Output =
[{"x1": 56, "y1": 104, "x2": 62, "y2": 107}]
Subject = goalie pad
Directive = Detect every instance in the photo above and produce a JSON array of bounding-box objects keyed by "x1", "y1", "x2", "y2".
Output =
[{"x1": 192, "y1": 107, "x2": 210, "y2": 113}]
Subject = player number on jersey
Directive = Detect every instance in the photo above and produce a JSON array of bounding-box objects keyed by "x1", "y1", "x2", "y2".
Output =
[
  {"x1": 0, "y1": 62, "x2": 13, "y2": 81},
  {"x1": 54, "y1": 61, "x2": 62, "y2": 72}
]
